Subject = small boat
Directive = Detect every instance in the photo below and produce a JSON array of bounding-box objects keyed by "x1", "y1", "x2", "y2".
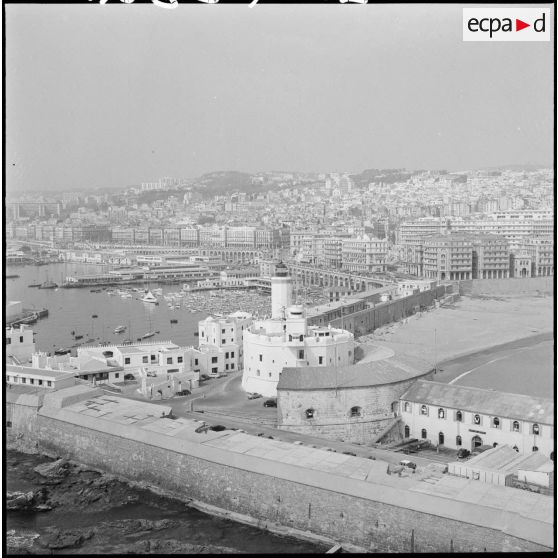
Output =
[
  {"x1": 28, "y1": 283, "x2": 42, "y2": 287},
  {"x1": 75, "y1": 335, "x2": 83, "y2": 340},
  {"x1": 39, "y1": 281, "x2": 58, "y2": 289},
  {"x1": 6, "y1": 274, "x2": 20, "y2": 279},
  {"x1": 141, "y1": 331, "x2": 156, "y2": 339},
  {"x1": 92, "y1": 314, "x2": 98, "y2": 318},
  {"x1": 170, "y1": 319, "x2": 178, "y2": 324},
  {"x1": 141, "y1": 291, "x2": 158, "y2": 304},
  {"x1": 114, "y1": 325, "x2": 126, "y2": 334},
  {"x1": 54, "y1": 348, "x2": 71, "y2": 355}
]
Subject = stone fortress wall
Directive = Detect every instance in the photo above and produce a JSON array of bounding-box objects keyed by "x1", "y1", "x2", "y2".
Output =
[{"x1": 5, "y1": 388, "x2": 552, "y2": 553}]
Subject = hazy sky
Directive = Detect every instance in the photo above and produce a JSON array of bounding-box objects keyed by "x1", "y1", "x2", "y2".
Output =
[{"x1": 6, "y1": 3, "x2": 554, "y2": 192}]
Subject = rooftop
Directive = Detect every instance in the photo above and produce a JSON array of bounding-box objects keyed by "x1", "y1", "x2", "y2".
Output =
[
  {"x1": 401, "y1": 381, "x2": 554, "y2": 425},
  {"x1": 278, "y1": 359, "x2": 427, "y2": 391},
  {"x1": 6, "y1": 364, "x2": 76, "y2": 380}
]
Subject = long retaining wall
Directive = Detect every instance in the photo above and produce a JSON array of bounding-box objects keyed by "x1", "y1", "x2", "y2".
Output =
[
  {"x1": 458, "y1": 276, "x2": 553, "y2": 296},
  {"x1": 24, "y1": 408, "x2": 550, "y2": 553},
  {"x1": 309, "y1": 285, "x2": 452, "y2": 338}
]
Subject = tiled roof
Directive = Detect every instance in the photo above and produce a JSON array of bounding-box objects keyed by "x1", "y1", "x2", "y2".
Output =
[
  {"x1": 401, "y1": 380, "x2": 554, "y2": 425},
  {"x1": 277, "y1": 359, "x2": 427, "y2": 391}
]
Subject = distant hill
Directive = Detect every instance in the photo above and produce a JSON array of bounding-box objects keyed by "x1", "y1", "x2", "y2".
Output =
[{"x1": 194, "y1": 171, "x2": 258, "y2": 196}]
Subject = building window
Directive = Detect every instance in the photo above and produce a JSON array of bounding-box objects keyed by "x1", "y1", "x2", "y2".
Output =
[
  {"x1": 21, "y1": 378, "x2": 26, "y2": 384},
  {"x1": 225, "y1": 352, "x2": 229, "y2": 359},
  {"x1": 438, "y1": 408, "x2": 445, "y2": 419},
  {"x1": 30, "y1": 379, "x2": 34, "y2": 385},
  {"x1": 231, "y1": 363, "x2": 234, "y2": 369},
  {"x1": 211, "y1": 357, "x2": 218, "y2": 364},
  {"x1": 404, "y1": 402, "x2": 411, "y2": 413},
  {"x1": 473, "y1": 414, "x2": 481, "y2": 425},
  {"x1": 532, "y1": 446, "x2": 539, "y2": 452},
  {"x1": 194, "y1": 358, "x2": 198, "y2": 366},
  {"x1": 20, "y1": 336, "x2": 23, "y2": 343},
  {"x1": 319, "y1": 356, "x2": 323, "y2": 365},
  {"x1": 7, "y1": 421, "x2": 12, "y2": 428},
  {"x1": 420, "y1": 405, "x2": 428, "y2": 416},
  {"x1": 305, "y1": 408, "x2": 315, "y2": 419},
  {"x1": 299, "y1": 335, "x2": 304, "y2": 342},
  {"x1": 115, "y1": 373, "x2": 119, "y2": 379},
  {"x1": 211, "y1": 367, "x2": 218, "y2": 374},
  {"x1": 512, "y1": 421, "x2": 520, "y2": 432},
  {"x1": 225, "y1": 364, "x2": 229, "y2": 370},
  {"x1": 38, "y1": 379, "x2": 43, "y2": 385},
  {"x1": 47, "y1": 381, "x2": 52, "y2": 387},
  {"x1": 456, "y1": 435, "x2": 462, "y2": 446},
  {"x1": 151, "y1": 355, "x2": 156, "y2": 361},
  {"x1": 404, "y1": 425, "x2": 410, "y2": 437},
  {"x1": 125, "y1": 357, "x2": 131, "y2": 365},
  {"x1": 259, "y1": 354, "x2": 262, "y2": 362},
  {"x1": 298, "y1": 350, "x2": 305, "y2": 360},
  {"x1": 7, "y1": 338, "x2": 11, "y2": 345},
  {"x1": 256, "y1": 369, "x2": 260, "y2": 376},
  {"x1": 350, "y1": 406, "x2": 362, "y2": 418},
  {"x1": 177, "y1": 356, "x2": 183, "y2": 363},
  {"x1": 492, "y1": 417, "x2": 500, "y2": 429},
  {"x1": 455, "y1": 410, "x2": 463, "y2": 422},
  {"x1": 142, "y1": 356, "x2": 148, "y2": 363},
  {"x1": 222, "y1": 329, "x2": 225, "y2": 334},
  {"x1": 421, "y1": 428, "x2": 427, "y2": 440},
  {"x1": 532, "y1": 424, "x2": 540, "y2": 435},
  {"x1": 167, "y1": 357, "x2": 173, "y2": 365}
]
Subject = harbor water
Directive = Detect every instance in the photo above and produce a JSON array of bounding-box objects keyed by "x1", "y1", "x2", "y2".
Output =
[{"x1": 6, "y1": 262, "x2": 270, "y2": 354}]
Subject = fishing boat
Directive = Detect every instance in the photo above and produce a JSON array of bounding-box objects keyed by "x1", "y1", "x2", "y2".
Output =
[
  {"x1": 28, "y1": 283, "x2": 42, "y2": 287},
  {"x1": 114, "y1": 325, "x2": 126, "y2": 334},
  {"x1": 39, "y1": 280, "x2": 58, "y2": 289},
  {"x1": 141, "y1": 291, "x2": 158, "y2": 303},
  {"x1": 141, "y1": 331, "x2": 156, "y2": 339}
]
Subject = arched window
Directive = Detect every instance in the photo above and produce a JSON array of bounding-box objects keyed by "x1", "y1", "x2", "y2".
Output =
[
  {"x1": 455, "y1": 410, "x2": 463, "y2": 422},
  {"x1": 456, "y1": 435, "x2": 462, "y2": 446},
  {"x1": 492, "y1": 417, "x2": 500, "y2": 428},
  {"x1": 350, "y1": 406, "x2": 362, "y2": 418},
  {"x1": 404, "y1": 402, "x2": 411, "y2": 413},
  {"x1": 421, "y1": 428, "x2": 427, "y2": 440},
  {"x1": 420, "y1": 405, "x2": 428, "y2": 416},
  {"x1": 532, "y1": 423, "x2": 540, "y2": 435},
  {"x1": 473, "y1": 414, "x2": 481, "y2": 425},
  {"x1": 512, "y1": 421, "x2": 520, "y2": 432},
  {"x1": 532, "y1": 446, "x2": 539, "y2": 452},
  {"x1": 404, "y1": 425, "x2": 410, "y2": 438},
  {"x1": 305, "y1": 408, "x2": 315, "y2": 419},
  {"x1": 438, "y1": 408, "x2": 445, "y2": 419}
]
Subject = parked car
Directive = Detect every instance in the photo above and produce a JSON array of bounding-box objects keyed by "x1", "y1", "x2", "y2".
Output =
[
  {"x1": 263, "y1": 399, "x2": 277, "y2": 407},
  {"x1": 175, "y1": 389, "x2": 191, "y2": 396},
  {"x1": 124, "y1": 373, "x2": 135, "y2": 381},
  {"x1": 209, "y1": 425, "x2": 226, "y2": 432},
  {"x1": 457, "y1": 448, "x2": 471, "y2": 459},
  {"x1": 399, "y1": 459, "x2": 417, "y2": 470},
  {"x1": 247, "y1": 392, "x2": 262, "y2": 400}
]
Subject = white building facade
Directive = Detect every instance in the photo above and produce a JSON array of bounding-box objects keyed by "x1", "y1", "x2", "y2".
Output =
[
  {"x1": 400, "y1": 381, "x2": 554, "y2": 458},
  {"x1": 242, "y1": 263, "x2": 355, "y2": 397}
]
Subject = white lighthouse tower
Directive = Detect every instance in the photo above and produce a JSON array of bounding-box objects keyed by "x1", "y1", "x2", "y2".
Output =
[{"x1": 271, "y1": 262, "x2": 292, "y2": 319}]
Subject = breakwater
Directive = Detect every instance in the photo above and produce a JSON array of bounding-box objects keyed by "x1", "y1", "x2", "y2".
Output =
[{"x1": 7, "y1": 387, "x2": 553, "y2": 553}]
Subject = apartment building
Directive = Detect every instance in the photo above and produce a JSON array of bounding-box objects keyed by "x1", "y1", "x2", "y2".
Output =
[
  {"x1": 341, "y1": 235, "x2": 388, "y2": 274},
  {"x1": 422, "y1": 234, "x2": 473, "y2": 281}
]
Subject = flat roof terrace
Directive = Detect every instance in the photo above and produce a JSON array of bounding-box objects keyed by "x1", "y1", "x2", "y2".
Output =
[{"x1": 36, "y1": 389, "x2": 553, "y2": 548}]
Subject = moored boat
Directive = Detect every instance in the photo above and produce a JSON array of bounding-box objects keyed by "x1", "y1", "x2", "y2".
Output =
[
  {"x1": 114, "y1": 325, "x2": 126, "y2": 334},
  {"x1": 39, "y1": 280, "x2": 58, "y2": 289},
  {"x1": 141, "y1": 291, "x2": 158, "y2": 303}
]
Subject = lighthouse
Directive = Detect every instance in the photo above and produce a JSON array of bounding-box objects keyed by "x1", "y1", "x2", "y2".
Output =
[{"x1": 271, "y1": 262, "x2": 292, "y2": 319}]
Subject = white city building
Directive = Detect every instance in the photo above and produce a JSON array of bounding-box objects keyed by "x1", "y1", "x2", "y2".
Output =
[
  {"x1": 400, "y1": 381, "x2": 554, "y2": 458},
  {"x1": 242, "y1": 262, "x2": 355, "y2": 397},
  {"x1": 5, "y1": 325, "x2": 36, "y2": 364}
]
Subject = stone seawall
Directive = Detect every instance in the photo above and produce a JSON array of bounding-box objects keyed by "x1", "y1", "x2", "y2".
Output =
[
  {"x1": 458, "y1": 276, "x2": 553, "y2": 296},
  {"x1": 32, "y1": 413, "x2": 550, "y2": 553}
]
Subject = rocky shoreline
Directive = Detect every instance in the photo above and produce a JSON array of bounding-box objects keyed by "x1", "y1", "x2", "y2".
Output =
[{"x1": 6, "y1": 451, "x2": 325, "y2": 554}]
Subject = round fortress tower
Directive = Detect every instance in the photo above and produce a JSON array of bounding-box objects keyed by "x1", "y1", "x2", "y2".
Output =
[{"x1": 271, "y1": 262, "x2": 293, "y2": 319}]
